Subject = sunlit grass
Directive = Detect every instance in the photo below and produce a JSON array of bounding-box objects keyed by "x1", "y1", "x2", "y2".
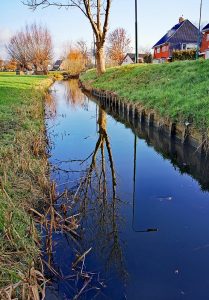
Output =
[
  {"x1": 81, "y1": 59, "x2": 209, "y2": 130},
  {"x1": 0, "y1": 72, "x2": 52, "y2": 291}
]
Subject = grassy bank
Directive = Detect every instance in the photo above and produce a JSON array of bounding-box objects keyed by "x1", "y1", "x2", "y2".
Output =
[
  {"x1": 0, "y1": 73, "x2": 52, "y2": 296},
  {"x1": 81, "y1": 60, "x2": 209, "y2": 131}
]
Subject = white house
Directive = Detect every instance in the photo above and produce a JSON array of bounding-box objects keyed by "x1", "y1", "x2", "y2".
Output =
[{"x1": 121, "y1": 53, "x2": 146, "y2": 65}]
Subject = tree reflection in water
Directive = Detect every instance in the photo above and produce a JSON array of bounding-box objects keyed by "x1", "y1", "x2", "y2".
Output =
[
  {"x1": 45, "y1": 80, "x2": 209, "y2": 298},
  {"x1": 45, "y1": 92, "x2": 57, "y2": 119},
  {"x1": 64, "y1": 80, "x2": 88, "y2": 110},
  {"x1": 72, "y1": 106, "x2": 127, "y2": 280}
]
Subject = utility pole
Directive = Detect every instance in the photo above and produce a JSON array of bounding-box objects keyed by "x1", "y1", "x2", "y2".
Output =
[
  {"x1": 196, "y1": 0, "x2": 203, "y2": 60},
  {"x1": 135, "y1": 0, "x2": 138, "y2": 63}
]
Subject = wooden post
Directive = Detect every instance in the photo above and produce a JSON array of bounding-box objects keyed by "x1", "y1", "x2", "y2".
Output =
[
  {"x1": 169, "y1": 122, "x2": 176, "y2": 137},
  {"x1": 122, "y1": 102, "x2": 125, "y2": 118},
  {"x1": 118, "y1": 99, "x2": 120, "y2": 115},
  {"x1": 127, "y1": 104, "x2": 130, "y2": 122}
]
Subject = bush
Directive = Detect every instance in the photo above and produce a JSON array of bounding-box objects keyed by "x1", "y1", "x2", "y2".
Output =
[
  {"x1": 143, "y1": 52, "x2": 153, "y2": 64},
  {"x1": 172, "y1": 49, "x2": 196, "y2": 61}
]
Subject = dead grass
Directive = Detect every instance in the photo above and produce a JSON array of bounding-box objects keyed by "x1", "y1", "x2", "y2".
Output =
[{"x1": 0, "y1": 74, "x2": 53, "y2": 299}]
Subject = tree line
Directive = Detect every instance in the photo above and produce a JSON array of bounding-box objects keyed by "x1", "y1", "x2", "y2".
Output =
[
  {"x1": 4, "y1": 23, "x2": 141, "y2": 74},
  {"x1": 4, "y1": 0, "x2": 153, "y2": 75}
]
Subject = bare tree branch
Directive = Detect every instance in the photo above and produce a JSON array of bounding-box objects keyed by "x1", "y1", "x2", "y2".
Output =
[{"x1": 107, "y1": 28, "x2": 131, "y2": 65}]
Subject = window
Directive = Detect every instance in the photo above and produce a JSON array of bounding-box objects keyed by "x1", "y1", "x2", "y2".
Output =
[
  {"x1": 156, "y1": 47, "x2": 160, "y2": 53},
  {"x1": 207, "y1": 34, "x2": 209, "y2": 42},
  {"x1": 182, "y1": 43, "x2": 187, "y2": 50},
  {"x1": 162, "y1": 46, "x2": 167, "y2": 52}
]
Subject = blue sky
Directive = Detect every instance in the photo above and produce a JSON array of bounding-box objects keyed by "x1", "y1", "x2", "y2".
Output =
[{"x1": 0, "y1": 0, "x2": 209, "y2": 60}]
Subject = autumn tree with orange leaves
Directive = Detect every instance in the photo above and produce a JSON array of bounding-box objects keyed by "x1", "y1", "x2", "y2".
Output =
[
  {"x1": 62, "y1": 45, "x2": 87, "y2": 75},
  {"x1": 4, "y1": 60, "x2": 17, "y2": 71},
  {"x1": 107, "y1": 28, "x2": 131, "y2": 65},
  {"x1": 0, "y1": 58, "x2": 4, "y2": 71}
]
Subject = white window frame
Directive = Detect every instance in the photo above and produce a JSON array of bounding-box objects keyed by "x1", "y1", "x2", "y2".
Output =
[
  {"x1": 207, "y1": 34, "x2": 209, "y2": 42},
  {"x1": 182, "y1": 43, "x2": 187, "y2": 50},
  {"x1": 156, "y1": 47, "x2": 160, "y2": 54}
]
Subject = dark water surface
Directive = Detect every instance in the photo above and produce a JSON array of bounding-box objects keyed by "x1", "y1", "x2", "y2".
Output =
[{"x1": 45, "y1": 80, "x2": 209, "y2": 300}]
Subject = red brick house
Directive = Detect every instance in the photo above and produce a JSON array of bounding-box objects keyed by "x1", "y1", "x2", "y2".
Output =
[
  {"x1": 200, "y1": 24, "x2": 209, "y2": 59},
  {"x1": 153, "y1": 17, "x2": 199, "y2": 62}
]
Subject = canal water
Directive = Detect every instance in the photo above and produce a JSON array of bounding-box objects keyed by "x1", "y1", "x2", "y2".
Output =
[{"x1": 45, "y1": 80, "x2": 209, "y2": 300}]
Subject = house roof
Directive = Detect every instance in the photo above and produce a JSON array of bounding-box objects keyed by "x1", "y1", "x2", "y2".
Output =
[
  {"x1": 202, "y1": 23, "x2": 209, "y2": 32},
  {"x1": 53, "y1": 59, "x2": 63, "y2": 66},
  {"x1": 153, "y1": 19, "x2": 199, "y2": 48},
  {"x1": 153, "y1": 21, "x2": 185, "y2": 48},
  {"x1": 125, "y1": 53, "x2": 146, "y2": 61}
]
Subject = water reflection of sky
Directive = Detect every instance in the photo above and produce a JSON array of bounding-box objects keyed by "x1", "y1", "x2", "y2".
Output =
[{"x1": 46, "y1": 81, "x2": 209, "y2": 300}]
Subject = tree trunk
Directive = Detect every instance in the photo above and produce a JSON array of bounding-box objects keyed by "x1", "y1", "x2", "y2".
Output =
[{"x1": 96, "y1": 45, "x2": 106, "y2": 75}]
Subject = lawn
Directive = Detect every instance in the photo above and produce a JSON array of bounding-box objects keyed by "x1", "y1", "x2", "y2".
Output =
[
  {"x1": 81, "y1": 60, "x2": 209, "y2": 131},
  {"x1": 0, "y1": 73, "x2": 52, "y2": 295}
]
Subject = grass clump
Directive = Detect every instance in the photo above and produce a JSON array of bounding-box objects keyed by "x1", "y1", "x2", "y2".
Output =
[
  {"x1": 81, "y1": 60, "x2": 209, "y2": 131},
  {"x1": 0, "y1": 73, "x2": 52, "y2": 296}
]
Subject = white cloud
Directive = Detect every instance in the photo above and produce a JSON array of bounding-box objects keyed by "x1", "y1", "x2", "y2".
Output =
[{"x1": 0, "y1": 28, "x2": 12, "y2": 59}]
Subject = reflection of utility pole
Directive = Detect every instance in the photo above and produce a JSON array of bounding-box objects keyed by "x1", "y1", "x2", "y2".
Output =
[
  {"x1": 196, "y1": 0, "x2": 203, "y2": 60},
  {"x1": 132, "y1": 134, "x2": 137, "y2": 229},
  {"x1": 135, "y1": 0, "x2": 138, "y2": 63},
  {"x1": 132, "y1": 134, "x2": 159, "y2": 233}
]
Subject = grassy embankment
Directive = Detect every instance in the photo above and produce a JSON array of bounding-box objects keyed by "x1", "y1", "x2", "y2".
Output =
[
  {"x1": 0, "y1": 73, "x2": 52, "y2": 294},
  {"x1": 81, "y1": 59, "x2": 209, "y2": 132}
]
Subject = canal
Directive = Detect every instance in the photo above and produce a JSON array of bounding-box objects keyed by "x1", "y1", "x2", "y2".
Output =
[{"x1": 45, "y1": 80, "x2": 209, "y2": 300}]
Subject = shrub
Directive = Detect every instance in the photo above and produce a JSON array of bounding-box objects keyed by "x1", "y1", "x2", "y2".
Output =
[
  {"x1": 172, "y1": 49, "x2": 196, "y2": 61},
  {"x1": 143, "y1": 52, "x2": 153, "y2": 64}
]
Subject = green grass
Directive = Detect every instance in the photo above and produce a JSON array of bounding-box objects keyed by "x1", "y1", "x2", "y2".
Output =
[
  {"x1": 81, "y1": 60, "x2": 209, "y2": 131},
  {"x1": 0, "y1": 73, "x2": 52, "y2": 293}
]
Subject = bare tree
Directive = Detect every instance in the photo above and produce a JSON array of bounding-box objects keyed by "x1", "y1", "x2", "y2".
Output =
[
  {"x1": 76, "y1": 39, "x2": 91, "y2": 67},
  {"x1": 23, "y1": 0, "x2": 112, "y2": 75},
  {"x1": 76, "y1": 39, "x2": 88, "y2": 58},
  {"x1": 7, "y1": 23, "x2": 53, "y2": 73},
  {"x1": 26, "y1": 23, "x2": 53, "y2": 73},
  {"x1": 107, "y1": 28, "x2": 131, "y2": 65},
  {"x1": 7, "y1": 31, "x2": 29, "y2": 70}
]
